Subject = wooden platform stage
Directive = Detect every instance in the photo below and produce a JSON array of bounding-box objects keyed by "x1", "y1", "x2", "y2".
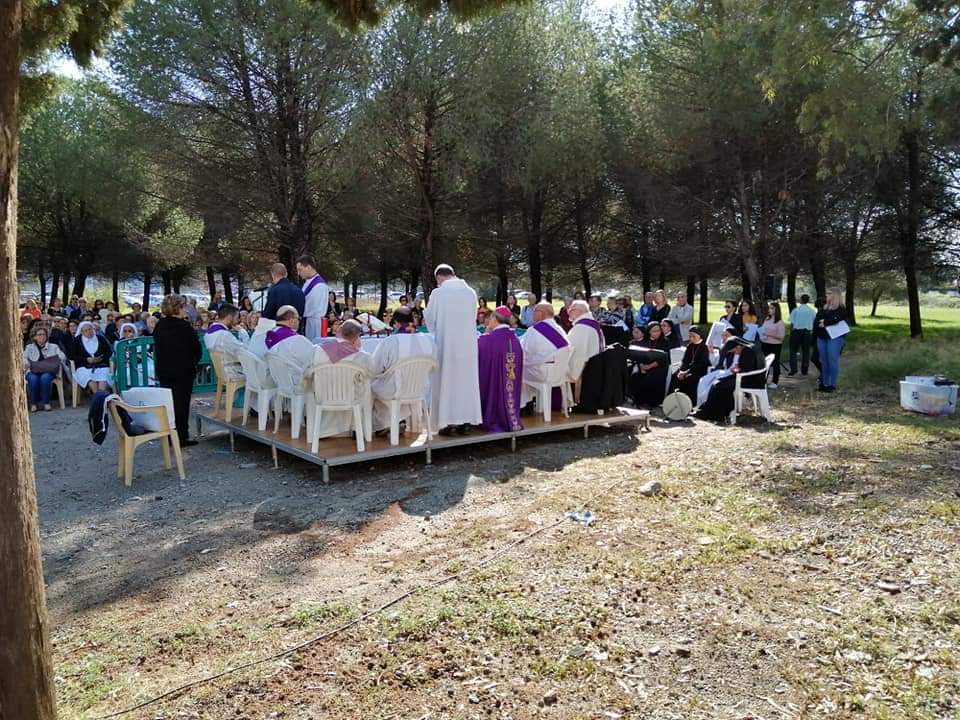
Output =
[{"x1": 196, "y1": 407, "x2": 650, "y2": 482}]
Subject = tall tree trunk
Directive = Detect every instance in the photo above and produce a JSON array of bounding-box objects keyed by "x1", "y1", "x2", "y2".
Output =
[
  {"x1": 810, "y1": 258, "x2": 827, "y2": 304},
  {"x1": 111, "y1": 265, "x2": 120, "y2": 309},
  {"x1": 902, "y1": 128, "x2": 923, "y2": 338},
  {"x1": 61, "y1": 270, "x2": 70, "y2": 304},
  {"x1": 522, "y1": 191, "x2": 545, "y2": 300},
  {"x1": 573, "y1": 191, "x2": 591, "y2": 297},
  {"x1": 172, "y1": 268, "x2": 182, "y2": 295},
  {"x1": 0, "y1": 0, "x2": 58, "y2": 713},
  {"x1": 38, "y1": 261, "x2": 46, "y2": 307},
  {"x1": 343, "y1": 275, "x2": 350, "y2": 302},
  {"x1": 377, "y1": 262, "x2": 388, "y2": 318},
  {"x1": 221, "y1": 270, "x2": 233, "y2": 304},
  {"x1": 142, "y1": 267, "x2": 152, "y2": 311},
  {"x1": 205, "y1": 265, "x2": 217, "y2": 299},
  {"x1": 408, "y1": 268, "x2": 420, "y2": 300},
  {"x1": 277, "y1": 245, "x2": 294, "y2": 279},
  {"x1": 698, "y1": 276, "x2": 709, "y2": 325},
  {"x1": 72, "y1": 272, "x2": 88, "y2": 298},
  {"x1": 236, "y1": 276, "x2": 244, "y2": 300},
  {"x1": 658, "y1": 272, "x2": 666, "y2": 292},
  {"x1": 418, "y1": 100, "x2": 437, "y2": 300},
  {"x1": 50, "y1": 269, "x2": 60, "y2": 306},
  {"x1": 495, "y1": 254, "x2": 508, "y2": 306},
  {"x1": 844, "y1": 261, "x2": 857, "y2": 326},
  {"x1": 685, "y1": 275, "x2": 696, "y2": 312},
  {"x1": 740, "y1": 265, "x2": 752, "y2": 301},
  {"x1": 351, "y1": 279, "x2": 358, "y2": 302},
  {"x1": 871, "y1": 287, "x2": 882, "y2": 317},
  {"x1": 162, "y1": 270, "x2": 173, "y2": 296},
  {"x1": 786, "y1": 270, "x2": 797, "y2": 311}
]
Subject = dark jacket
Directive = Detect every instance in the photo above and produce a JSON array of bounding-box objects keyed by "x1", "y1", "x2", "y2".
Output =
[
  {"x1": 70, "y1": 333, "x2": 112, "y2": 370},
  {"x1": 814, "y1": 306, "x2": 847, "y2": 340},
  {"x1": 576, "y1": 345, "x2": 629, "y2": 413},
  {"x1": 152, "y1": 316, "x2": 202, "y2": 383},
  {"x1": 263, "y1": 277, "x2": 306, "y2": 320},
  {"x1": 679, "y1": 341, "x2": 711, "y2": 379}
]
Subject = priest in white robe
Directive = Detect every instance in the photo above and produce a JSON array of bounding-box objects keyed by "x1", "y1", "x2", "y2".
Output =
[
  {"x1": 204, "y1": 303, "x2": 245, "y2": 380},
  {"x1": 304, "y1": 319, "x2": 372, "y2": 440},
  {"x1": 566, "y1": 299, "x2": 605, "y2": 391},
  {"x1": 247, "y1": 317, "x2": 274, "y2": 360},
  {"x1": 266, "y1": 305, "x2": 316, "y2": 374},
  {"x1": 296, "y1": 254, "x2": 329, "y2": 341},
  {"x1": 423, "y1": 264, "x2": 482, "y2": 434},
  {"x1": 369, "y1": 306, "x2": 436, "y2": 432},
  {"x1": 520, "y1": 302, "x2": 570, "y2": 406}
]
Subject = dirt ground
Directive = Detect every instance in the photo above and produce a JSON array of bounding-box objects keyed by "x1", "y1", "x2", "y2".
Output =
[{"x1": 34, "y1": 373, "x2": 960, "y2": 720}]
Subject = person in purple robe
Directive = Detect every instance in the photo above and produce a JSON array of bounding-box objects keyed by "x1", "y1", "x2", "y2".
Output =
[{"x1": 477, "y1": 306, "x2": 524, "y2": 433}]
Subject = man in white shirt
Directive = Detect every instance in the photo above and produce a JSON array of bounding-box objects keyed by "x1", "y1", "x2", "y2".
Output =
[
  {"x1": 296, "y1": 254, "x2": 329, "y2": 342},
  {"x1": 566, "y1": 299, "x2": 604, "y2": 388},
  {"x1": 788, "y1": 293, "x2": 817, "y2": 376},
  {"x1": 520, "y1": 302, "x2": 569, "y2": 406},
  {"x1": 369, "y1": 307, "x2": 436, "y2": 433},
  {"x1": 204, "y1": 303, "x2": 245, "y2": 380},
  {"x1": 423, "y1": 264, "x2": 482, "y2": 435},
  {"x1": 668, "y1": 292, "x2": 694, "y2": 342},
  {"x1": 266, "y1": 305, "x2": 316, "y2": 374}
]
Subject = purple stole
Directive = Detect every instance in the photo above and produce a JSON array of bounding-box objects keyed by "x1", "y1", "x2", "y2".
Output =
[
  {"x1": 265, "y1": 325, "x2": 297, "y2": 349},
  {"x1": 303, "y1": 274, "x2": 325, "y2": 296},
  {"x1": 206, "y1": 322, "x2": 229, "y2": 335},
  {"x1": 576, "y1": 318, "x2": 606, "y2": 350},
  {"x1": 477, "y1": 327, "x2": 523, "y2": 433},
  {"x1": 532, "y1": 320, "x2": 569, "y2": 349},
  {"x1": 317, "y1": 338, "x2": 358, "y2": 364}
]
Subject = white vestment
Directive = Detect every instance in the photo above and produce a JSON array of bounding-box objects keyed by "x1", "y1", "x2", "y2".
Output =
[
  {"x1": 302, "y1": 274, "x2": 329, "y2": 342},
  {"x1": 369, "y1": 333, "x2": 436, "y2": 430},
  {"x1": 266, "y1": 333, "x2": 316, "y2": 378},
  {"x1": 305, "y1": 344, "x2": 371, "y2": 438},
  {"x1": 205, "y1": 325, "x2": 245, "y2": 379},
  {"x1": 247, "y1": 331, "x2": 269, "y2": 360},
  {"x1": 423, "y1": 278, "x2": 482, "y2": 429},
  {"x1": 567, "y1": 314, "x2": 602, "y2": 383},
  {"x1": 520, "y1": 319, "x2": 569, "y2": 405}
]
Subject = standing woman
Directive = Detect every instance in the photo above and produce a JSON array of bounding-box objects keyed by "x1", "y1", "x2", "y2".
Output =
[
  {"x1": 153, "y1": 294, "x2": 202, "y2": 447},
  {"x1": 652, "y1": 290, "x2": 671, "y2": 322},
  {"x1": 814, "y1": 288, "x2": 848, "y2": 393},
  {"x1": 759, "y1": 302, "x2": 786, "y2": 388}
]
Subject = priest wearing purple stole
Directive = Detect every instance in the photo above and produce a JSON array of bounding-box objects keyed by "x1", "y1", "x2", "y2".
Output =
[
  {"x1": 520, "y1": 302, "x2": 570, "y2": 407},
  {"x1": 477, "y1": 306, "x2": 524, "y2": 433}
]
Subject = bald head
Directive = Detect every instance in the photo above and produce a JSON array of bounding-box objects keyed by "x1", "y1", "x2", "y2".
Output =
[
  {"x1": 568, "y1": 299, "x2": 589, "y2": 322},
  {"x1": 340, "y1": 318, "x2": 363, "y2": 342},
  {"x1": 532, "y1": 302, "x2": 555, "y2": 324}
]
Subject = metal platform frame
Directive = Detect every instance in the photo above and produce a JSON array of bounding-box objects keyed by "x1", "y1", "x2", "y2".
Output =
[{"x1": 196, "y1": 408, "x2": 650, "y2": 483}]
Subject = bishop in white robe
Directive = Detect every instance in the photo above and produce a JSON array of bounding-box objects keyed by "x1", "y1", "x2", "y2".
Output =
[
  {"x1": 423, "y1": 264, "x2": 482, "y2": 432},
  {"x1": 297, "y1": 255, "x2": 328, "y2": 341}
]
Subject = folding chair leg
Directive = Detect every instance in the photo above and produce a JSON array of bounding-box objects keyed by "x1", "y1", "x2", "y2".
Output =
[{"x1": 170, "y1": 433, "x2": 185, "y2": 481}]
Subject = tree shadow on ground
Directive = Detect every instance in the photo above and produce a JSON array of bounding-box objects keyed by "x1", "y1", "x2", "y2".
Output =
[{"x1": 36, "y1": 408, "x2": 641, "y2": 615}]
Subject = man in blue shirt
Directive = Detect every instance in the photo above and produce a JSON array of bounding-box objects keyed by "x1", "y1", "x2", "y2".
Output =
[
  {"x1": 788, "y1": 294, "x2": 817, "y2": 375},
  {"x1": 262, "y1": 263, "x2": 306, "y2": 321},
  {"x1": 638, "y1": 291, "x2": 655, "y2": 325}
]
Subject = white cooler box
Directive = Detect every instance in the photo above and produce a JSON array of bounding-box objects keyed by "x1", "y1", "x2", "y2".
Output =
[{"x1": 899, "y1": 376, "x2": 958, "y2": 416}]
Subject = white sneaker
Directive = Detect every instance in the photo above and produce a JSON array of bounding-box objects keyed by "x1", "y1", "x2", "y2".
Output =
[{"x1": 767, "y1": 383, "x2": 779, "y2": 389}]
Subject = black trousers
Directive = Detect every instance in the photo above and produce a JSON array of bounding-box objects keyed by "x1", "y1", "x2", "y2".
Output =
[
  {"x1": 761, "y1": 342, "x2": 783, "y2": 383},
  {"x1": 162, "y1": 378, "x2": 194, "y2": 444},
  {"x1": 788, "y1": 329, "x2": 811, "y2": 374}
]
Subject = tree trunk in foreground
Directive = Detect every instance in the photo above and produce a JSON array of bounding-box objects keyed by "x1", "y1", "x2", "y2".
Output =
[
  {"x1": 698, "y1": 276, "x2": 708, "y2": 325},
  {"x1": 205, "y1": 265, "x2": 217, "y2": 299},
  {"x1": 0, "y1": 1, "x2": 59, "y2": 717}
]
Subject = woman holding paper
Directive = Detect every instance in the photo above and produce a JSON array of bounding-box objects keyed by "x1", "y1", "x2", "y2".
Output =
[{"x1": 814, "y1": 288, "x2": 849, "y2": 393}]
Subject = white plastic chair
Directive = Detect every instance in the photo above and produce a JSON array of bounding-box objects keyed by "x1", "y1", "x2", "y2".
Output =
[
  {"x1": 107, "y1": 395, "x2": 185, "y2": 486},
  {"x1": 730, "y1": 353, "x2": 775, "y2": 425},
  {"x1": 527, "y1": 345, "x2": 574, "y2": 422},
  {"x1": 267, "y1": 353, "x2": 307, "y2": 440},
  {"x1": 666, "y1": 347, "x2": 685, "y2": 396},
  {"x1": 210, "y1": 351, "x2": 245, "y2": 423},
  {"x1": 373, "y1": 356, "x2": 436, "y2": 446},
  {"x1": 237, "y1": 349, "x2": 276, "y2": 431},
  {"x1": 306, "y1": 363, "x2": 368, "y2": 454}
]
